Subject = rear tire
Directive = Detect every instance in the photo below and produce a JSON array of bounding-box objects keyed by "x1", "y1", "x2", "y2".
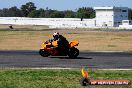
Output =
[
  {"x1": 39, "y1": 49, "x2": 50, "y2": 57},
  {"x1": 68, "y1": 47, "x2": 79, "y2": 58}
]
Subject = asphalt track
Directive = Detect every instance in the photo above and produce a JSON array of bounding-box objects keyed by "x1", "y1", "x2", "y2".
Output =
[{"x1": 0, "y1": 50, "x2": 132, "y2": 69}]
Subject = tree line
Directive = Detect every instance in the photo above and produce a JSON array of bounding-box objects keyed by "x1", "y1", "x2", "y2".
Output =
[
  {"x1": 0, "y1": 2, "x2": 132, "y2": 20},
  {"x1": 0, "y1": 2, "x2": 95, "y2": 18}
]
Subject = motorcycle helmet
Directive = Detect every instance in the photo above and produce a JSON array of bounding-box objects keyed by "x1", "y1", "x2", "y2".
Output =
[{"x1": 53, "y1": 32, "x2": 59, "y2": 40}]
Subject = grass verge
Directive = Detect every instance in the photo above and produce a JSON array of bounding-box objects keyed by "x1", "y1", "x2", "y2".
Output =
[{"x1": 0, "y1": 69, "x2": 131, "y2": 88}]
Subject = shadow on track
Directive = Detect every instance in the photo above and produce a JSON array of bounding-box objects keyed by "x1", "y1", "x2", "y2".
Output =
[{"x1": 49, "y1": 56, "x2": 92, "y2": 59}]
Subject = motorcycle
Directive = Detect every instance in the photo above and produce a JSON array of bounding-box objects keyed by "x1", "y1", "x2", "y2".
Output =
[{"x1": 39, "y1": 39, "x2": 79, "y2": 58}]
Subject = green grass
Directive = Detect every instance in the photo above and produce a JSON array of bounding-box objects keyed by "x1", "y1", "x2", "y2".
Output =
[{"x1": 0, "y1": 69, "x2": 131, "y2": 88}]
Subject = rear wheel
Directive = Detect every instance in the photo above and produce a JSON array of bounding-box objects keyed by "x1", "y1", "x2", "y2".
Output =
[
  {"x1": 68, "y1": 47, "x2": 79, "y2": 58},
  {"x1": 39, "y1": 49, "x2": 50, "y2": 57}
]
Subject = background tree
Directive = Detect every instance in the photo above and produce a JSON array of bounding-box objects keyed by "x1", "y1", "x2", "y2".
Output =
[
  {"x1": 44, "y1": 7, "x2": 50, "y2": 18},
  {"x1": 0, "y1": 1, "x2": 97, "y2": 18},
  {"x1": 21, "y1": 2, "x2": 36, "y2": 17},
  {"x1": 38, "y1": 8, "x2": 45, "y2": 17},
  {"x1": 76, "y1": 7, "x2": 95, "y2": 18},
  {"x1": 28, "y1": 10, "x2": 40, "y2": 18},
  {"x1": 50, "y1": 11, "x2": 64, "y2": 18},
  {"x1": 0, "y1": 9, "x2": 3, "y2": 16},
  {"x1": 1, "y1": 8, "x2": 9, "y2": 17},
  {"x1": 64, "y1": 10, "x2": 75, "y2": 18},
  {"x1": 9, "y1": 6, "x2": 23, "y2": 17}
]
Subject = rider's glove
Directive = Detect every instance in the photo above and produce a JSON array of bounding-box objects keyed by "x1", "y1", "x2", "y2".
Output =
[{"x1": 49, "y1": 39, "x2": 53, "y2": 43}]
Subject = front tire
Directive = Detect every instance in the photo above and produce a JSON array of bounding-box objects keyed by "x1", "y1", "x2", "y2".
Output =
[
  {"x1": 68, "y1": 47, "x2": 79, "y2": 58},
  {"x1": 39, "y1": 49, "x2": 50, "y2": 57}
]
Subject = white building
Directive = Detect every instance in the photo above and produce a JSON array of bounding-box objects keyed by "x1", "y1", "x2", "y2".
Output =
[{"x1": 94, "y1": 6, "x2": 128, "y2": 27}]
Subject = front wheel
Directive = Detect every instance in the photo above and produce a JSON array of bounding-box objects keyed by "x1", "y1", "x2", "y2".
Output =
[
  {"x1": 39, "y1": 49, "x2": 50, "y2": 57},
  {"x1": 68, "y1": 47, "x2": 79, "y2": 58}
]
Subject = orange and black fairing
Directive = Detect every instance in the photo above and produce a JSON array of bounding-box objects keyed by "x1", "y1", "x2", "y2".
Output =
[
  {"x1": 39, "y1": 39, "x2": 79, "y2": 58},
  {"x1": 69, "y1": 40, "x2": 79, "y2": 48}
]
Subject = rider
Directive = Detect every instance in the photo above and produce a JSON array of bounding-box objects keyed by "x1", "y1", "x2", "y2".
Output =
[{"x1": 53, "y1": 32, "x2": 69, "y2": 54}]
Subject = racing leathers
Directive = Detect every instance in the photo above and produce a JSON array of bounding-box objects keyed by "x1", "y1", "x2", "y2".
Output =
[{"x1": 53, "y1": 35, "x2": 69, "y2": 55}]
